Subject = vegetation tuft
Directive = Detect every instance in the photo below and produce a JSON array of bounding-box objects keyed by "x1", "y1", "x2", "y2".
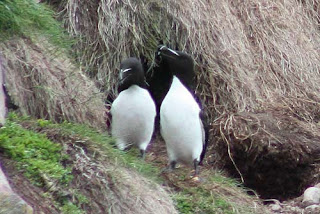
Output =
[
  {"x1": 174, "y1": 190, "x2": 233, "y2": 214},
  {"x1": 0, "y1": 120, "x2": 72, "y2": 187},
  {"x1": 0, "y1": 113, "x2": 83, "y2": 213},
  {"x1": 171, "y1": 170, "x2": 263, "y2": 214},
  {"x1": 0, "y1": 0, "x2": 70, "y2": 48}
]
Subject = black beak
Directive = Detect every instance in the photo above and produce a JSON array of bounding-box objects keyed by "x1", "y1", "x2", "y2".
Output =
[{"x1": 119, "y1": 73, "x2": 132, "y2": 84}]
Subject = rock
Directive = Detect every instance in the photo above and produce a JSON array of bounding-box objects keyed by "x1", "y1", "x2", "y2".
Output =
[
  {"x1": 302, "y1": 187, "x2": 320, "y2": 207},
  {"x1": 281, "y1": 206, "x2": 301, "y2": 214},
  {"x1": 267, "y1": 199, "x2": 282, "y2": 212},
  {"x1": 270, "y1": 203, "x2": 281, "y2": 212},
  {"x1": 0, "y1": 55, "x2": 7, "y2": 126},
  {"x1": 292, "y1": 207, "x2": 303, "y2": 213},
  {"x1": 0, "y1": 167, "x2": 33, "y2": 214},
  {"x1": 305, "y1": 204, "x2": 320, "y2": 214},
  {"x1": 0, "y1": 192, "x2": 33, "y2": 214}
]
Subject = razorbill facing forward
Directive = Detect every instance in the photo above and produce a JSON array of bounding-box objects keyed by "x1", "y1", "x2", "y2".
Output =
[
  {"x1": 111, "y1": 57, "x2": 156, "y2": 158},
  {"x1": 156, "y1": 46, "x2": 208, "y2": 175}
]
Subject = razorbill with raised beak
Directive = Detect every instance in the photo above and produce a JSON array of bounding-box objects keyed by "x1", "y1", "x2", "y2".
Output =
[
  {"x1": 156, "y1": 46, "x2": 208, "y2": 176},
  {"x1": 111, "y1": 57, "x2": 156, "y2": 158}
]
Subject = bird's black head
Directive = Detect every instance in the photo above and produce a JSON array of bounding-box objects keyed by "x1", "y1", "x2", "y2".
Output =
[
  {"x1": 156, "y1": 45, "x2": 196, "y2": 90},
  {"x1": 118, "y1": 57, "x2": 146, "y2": 93}
]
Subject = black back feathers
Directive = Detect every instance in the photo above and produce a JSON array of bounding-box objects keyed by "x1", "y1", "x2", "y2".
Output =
[
  {"x1": 147, "y1": 45, "x2": 209, "y2": 165},
  {"x1": 156, "y1": 45, "x2": 196, "y2": 92},
  {"x1": 146, "y1": 46, "x2": 196, "y2": 112}
]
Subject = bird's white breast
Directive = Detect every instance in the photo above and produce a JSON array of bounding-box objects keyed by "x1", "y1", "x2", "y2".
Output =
[
  {"x1": 111, "y1": 85, "x2": 156, "y2": 148},
  {"x1": 160, "y1": 76, "x2": 203, "y2": 164}
]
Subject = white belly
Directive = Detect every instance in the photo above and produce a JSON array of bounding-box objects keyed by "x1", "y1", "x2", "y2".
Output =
[
  {"x1": 160, "y1": 77, "x2": 203, "y2": 165},
  {"x1": 111, "y1": 85, "x2": 156, "y2": 150}
]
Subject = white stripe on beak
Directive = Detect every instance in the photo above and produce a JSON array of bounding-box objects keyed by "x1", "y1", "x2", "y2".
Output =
[
  {"x1": 159, "y1": 45, "x2": 166, "y2": 50},
  {"x1": 121, "y1": 68, "x2": 132, "y2": 73},
  {"x1": 120, "y1": 68, "x2": 132, "y2": 79},
  {"x1": 167, "y1": 48, "x2": 179, "y2": 56}
]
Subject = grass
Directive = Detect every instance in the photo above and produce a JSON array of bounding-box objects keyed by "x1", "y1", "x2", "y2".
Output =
[
  {"x1": 2, "y1": 113, "x2": 264, "y2": 213},
  {"x1": 2, "y1": 113, "x2": 172, "y2": 213},
  {"x1": 174, "y1": 188, "x2": 231, "y2": 214},
  {"x1": 173, "y1": 174, "x2": 249, "y2": 214},
  {"x1": 0, "y1": 0, "x2": 71, "y2": 48},
  {"x1": 49, "y1": 120, "x2": 162, "y2": 182},
  {"x1": 0, "y1": 119, "x2": 72, "y2": 187},
  {"x1": 175, "y1": 189, "x2": 225, "y2": 214},
  {"x1": 61, "y1": 203, "x2": 85, "y2": 214},
  {"x1": 0, "y1": 113, "x2": 83, "y2": 213},
  {"x1": 209, "y1": 171, "x2": 241, "y2": 188}
]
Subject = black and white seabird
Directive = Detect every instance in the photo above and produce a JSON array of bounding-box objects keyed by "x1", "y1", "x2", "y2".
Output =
[
  {"x1": 111, "y1": 57, "x2": 156, "y2": 158},
  {"x1": 156, "y1": 46, "x2": 209, "y2": 175}
]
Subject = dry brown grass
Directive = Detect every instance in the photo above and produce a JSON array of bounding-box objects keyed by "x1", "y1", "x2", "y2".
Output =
[
  {"x1": 64, "y1": 141, "x2": 177, "y2": 214},
  {"x1": 212, "y1": 110, "x2": 320, "y2": 199},
  {"x1": 44, "y1": 0, "x2": 320, "y2": 199},
  {"x1": 0, "y1": 37, "x2": 107, "y2": 130},
  {"x1": 45, "y1": 0, "x2": 320, "y2": 116}
]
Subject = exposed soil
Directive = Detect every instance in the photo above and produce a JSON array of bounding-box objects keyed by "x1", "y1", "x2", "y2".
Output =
[{"x1": 212, "y1": 110, "x2": 320, "y2": 200}]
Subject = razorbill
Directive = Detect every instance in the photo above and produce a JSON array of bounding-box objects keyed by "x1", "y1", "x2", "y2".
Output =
[
  {"x1": 156, "y1": 46, "x2": 208, "y2": 175},
  {"x1": 111, "y1": 57, "x2": 156, "y2": 158}
]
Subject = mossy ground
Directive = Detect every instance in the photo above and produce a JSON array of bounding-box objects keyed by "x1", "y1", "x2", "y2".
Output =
[
  {"x1": 0, "y1": 113, "x2": 266, "y2": 213},
  {"x1": 0, "y1": 114, "x2": 83, "y2": 213}
]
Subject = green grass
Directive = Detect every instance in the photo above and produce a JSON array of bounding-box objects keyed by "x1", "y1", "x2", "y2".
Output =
[
  {"x1": 0, "y1": 114, "x2": 82, "y2": 213},
  {"x1": 0, "y1": 120, "x2": 72, "y2": 186},
  {"x1": 52, "y1": 121, "x2": 162, "y2": 182},
  {"x1": 210, "y1": 171, "x2": 241, "y2": 188},
  {"x1": 7, "y1": 113, "x2": 161, "y2": 181},
  {"x1": 61, "y1": 203, "x2": 85, "y2": 214},
  {"x1": 173, "y1": 171, "x2": 260, "y2": 214},
  {"x1": 0, "y1": 0, "x2": 71, "y2": 48},
  {"x1": 3, "y1": 113, "x2": 261, "y2": 213},
  {"x1": 174, "y1": 187, "x2": 234, "y2": 214},
  {"x1": 2, "y1": 113, "x2": 163, "y2": 212}
]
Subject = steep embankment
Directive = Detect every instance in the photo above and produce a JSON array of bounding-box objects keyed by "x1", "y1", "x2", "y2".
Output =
[
  {"x1": 0, "y1": 1, "x2": 176, "y2": 213},
  {"x1": 45, "y1": 0, "x2": 320, "y2": 200},
  {"x1": 1, "y1": 115, "x2": 178, "y2": 214},
  {"x1": 0, "y1": 1, "x2": 270, "y2": 213},
  {"x1": 1, "y1": 114, "x2": 268, "y2": 214},
  {"x1": 2, "y1": 0, "x2": 320, "y2": 213}
]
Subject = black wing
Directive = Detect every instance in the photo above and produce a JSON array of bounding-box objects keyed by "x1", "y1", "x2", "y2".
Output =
[{"x1": 199, "y1": 109, "x2": 209, "y2": 165}]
